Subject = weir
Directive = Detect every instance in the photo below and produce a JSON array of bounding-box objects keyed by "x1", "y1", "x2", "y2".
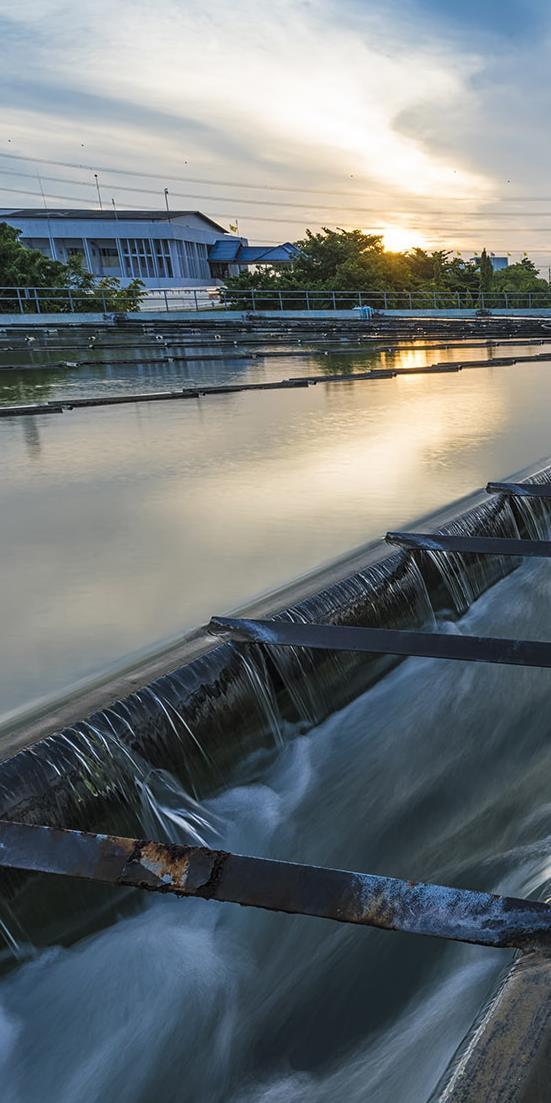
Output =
[
  {"x1": 1, "y1": 480, "x2": 541, "y2": 832},
  {"x1": 2, "y1": 459, "x2": 551, "y2": 1100}
]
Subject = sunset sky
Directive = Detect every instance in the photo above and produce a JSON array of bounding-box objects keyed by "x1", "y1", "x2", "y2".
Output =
[{"x1": 0, "y1": 0, "x2": 549, "y2": 259}]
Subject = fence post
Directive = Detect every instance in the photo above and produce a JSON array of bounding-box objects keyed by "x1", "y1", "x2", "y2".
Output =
[
  {"x1": 34, "y1": 289, "x2": 41, "y2": 314},
  {"x1": 528, "y1": 292, "x2": 533, "y2": 309},
  {"x1": 16, "y1": 288, "x2": 23, "y2": 314},
  {"x1": 409, "y1": 291, "x2": 413, "y2": 310},
  {"x1": 383, "y1": 291, "x2": 388, "y2": 310},
  {"x1": 67, "y1": 288, "x2": 74, "y2": 313},
  {"x1": 251, "y1": 290, "x2": 256, "y2": 312}
]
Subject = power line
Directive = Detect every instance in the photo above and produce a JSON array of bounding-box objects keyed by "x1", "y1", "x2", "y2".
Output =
[
  {"x1": 0, "y1": 150, "x2": 405, "y2": 200},
  {"x1": 4, "y1": 183, "x2": 551, "y2": 255},
  {"x1": 3, "y1": 167, "x2": 551, "y2": 220},
  {"x1": 5, "y1": 181, "x2": 551, "y2": 235},
  {"x1": 5, "y1": 149, "x2": 551, "y2": 206}
]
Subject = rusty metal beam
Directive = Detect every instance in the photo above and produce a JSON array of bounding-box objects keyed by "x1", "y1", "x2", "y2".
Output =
[
  {"x1": 487, "y1": 481, "x2": 551, "y2": 499},
  {"x1": 209, "y1": 615, "x2": 551, "y2": 670},
  {"x1": 0, "y1": 820, "x2": 550, "y2": 948},
  {"x1": 386, "y1": 531, "x2": 551, "y2": 558}
]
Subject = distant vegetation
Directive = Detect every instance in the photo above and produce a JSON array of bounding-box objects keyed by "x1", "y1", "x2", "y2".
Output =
[
  {"x1": 0, "y1": 223, "x2": 144, "y2": 313},
  {"x1": 225, "y1": 228, "x2": 550, "y2": 307}
]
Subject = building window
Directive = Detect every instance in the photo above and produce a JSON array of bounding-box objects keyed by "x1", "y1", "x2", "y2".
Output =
[
  {"x1": 120, "y1": 238, "x2": 156, "y2": 279},
  {"x1": 154, "y1": 239, "x2": 174, "y2": 278},
  {"x1": 174, "y1": 239, "x2": 210, "y2": 280}
]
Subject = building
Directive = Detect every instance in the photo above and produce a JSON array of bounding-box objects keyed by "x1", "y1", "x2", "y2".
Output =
[
  {"x1": 0, "y1": 208, "x2": 299, "y2": 288},
  {"x1": 471, "y1": 255, "x2": 509, "y2": 272}
]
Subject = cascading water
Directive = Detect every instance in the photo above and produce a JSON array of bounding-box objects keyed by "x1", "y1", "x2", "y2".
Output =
[
  {"x1": 2, "y1": 554, "x2": 551, "y2": 1102},
  {"x1": 2, "y1": 479, "x2": 551, "y2": 1100}
]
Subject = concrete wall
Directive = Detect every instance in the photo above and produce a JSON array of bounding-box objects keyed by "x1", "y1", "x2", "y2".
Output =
[{"x1": 5, "y1": 306, "x2": 551, "y2": 326}]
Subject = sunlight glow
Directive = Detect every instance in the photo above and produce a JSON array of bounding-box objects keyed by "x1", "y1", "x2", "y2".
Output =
[{"x1": 379, "y1": 225, "x2": 428, "y2": 252}]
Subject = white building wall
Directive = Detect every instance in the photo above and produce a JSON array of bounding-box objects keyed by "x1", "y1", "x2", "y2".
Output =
[{"x1": 0, "y1": 211, "x2": 240, "y2": 288}]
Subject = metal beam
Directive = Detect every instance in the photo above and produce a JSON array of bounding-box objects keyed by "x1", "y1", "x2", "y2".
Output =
[
  {"x1": 0, "y1": 820, "x2": 550, "y2": 948},
  {"x1": 487, "y1": 481, "x2": 551, "y2": 499},
  {"x1": 209, "y1": 615, "x2": 551, "y2": 669},
  {"x1": 386, "y1": 531, "x2": 551, "y2": 558}
]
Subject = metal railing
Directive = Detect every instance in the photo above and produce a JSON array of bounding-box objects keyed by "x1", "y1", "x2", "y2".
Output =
[
  {"x1": 3, "y1": 285, "x2": 551, "y2": 314},
  {"x1": 220, "y1": 288, "x2": 551, "y2": 311},
  {"x1": 0, "y1": 286, "x2": 224, "y2": 315}
]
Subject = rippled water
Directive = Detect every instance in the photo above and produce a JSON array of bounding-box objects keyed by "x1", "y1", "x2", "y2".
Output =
[
  {"x1": 2, "y1": 560, "x2": 551, "y2": 1102},
  {"x1": 2, "y1": 343, "x2": 551, "y2": 723}
]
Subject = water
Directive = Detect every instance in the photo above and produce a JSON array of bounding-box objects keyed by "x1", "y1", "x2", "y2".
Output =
[
  {"x1": 2, "y1": 559, "x2": 551, "y2": 1101},
  {"x1": 3, "y1": 346, "x2": 551, "y2": 724},
  {"x1": 0, "y1": 338, "x2": 549, "y2": 403}
]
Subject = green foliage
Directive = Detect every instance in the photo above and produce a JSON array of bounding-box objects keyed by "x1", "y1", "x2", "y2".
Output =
[
  {"x1": 225, "y1": 227, "x2": 550, "y2": 307},
  {"x1": 478, "y1": 248, "x2": 494, "y2": 292},
  {"x1": 0, "y1": 222, "x2": 67, "y2": 289},
  {"x1": 492, "y1": 257, "x2": 549, "y2": 294},
  {"x1": 0, "y1": 223, "x2": 145, "y2": 313},
  {"x1": 63, "y1": 255, "x2": 145, "y2": 312}
]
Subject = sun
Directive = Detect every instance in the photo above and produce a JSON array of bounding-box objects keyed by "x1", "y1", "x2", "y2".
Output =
[{"x1": 377, "y1": 225, "x2": 427, "y2": 253}]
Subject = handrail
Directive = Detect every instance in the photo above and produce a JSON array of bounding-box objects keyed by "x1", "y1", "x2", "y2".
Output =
[{"x1": 3, "y1": 286, "x2": 551, "y2": 313}]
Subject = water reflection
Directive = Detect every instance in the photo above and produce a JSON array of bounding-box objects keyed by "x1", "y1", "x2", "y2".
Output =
[
  {"x1": 1, "y1": 351, "x2": 551, "y2": 722},
  {"x1": 1, "y1": 339, "x2": 550, "y2": 403}
]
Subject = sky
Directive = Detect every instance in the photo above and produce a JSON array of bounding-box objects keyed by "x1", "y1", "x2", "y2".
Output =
[{"x1": 0, "y1": 0, "x2": 550, "y2": 260}]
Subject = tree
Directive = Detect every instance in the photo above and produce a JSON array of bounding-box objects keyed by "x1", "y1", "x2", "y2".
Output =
[
  {"x1": 225, "y1": 227, "x2": 490, "y2": 306},
  {"x1": 0, "y1": 222, "x2": 67, "y2": 289},
  {"x1": 63, "y1": 255, "x2": 145, "y2": 312},
  {"x1": 477, "y1": 248, "x2": 494, "y2": 293},
  {"x1": 0, "y1": 223, "x2": 145, "y2": 313}
]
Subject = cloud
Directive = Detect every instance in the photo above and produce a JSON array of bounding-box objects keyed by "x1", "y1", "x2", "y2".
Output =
[
  {"x1": 2, "y1": 0, "x2": 550, "y2": 255},
  {"x1": 0, "y1": 2, "x2": 489, "y2": 194}
]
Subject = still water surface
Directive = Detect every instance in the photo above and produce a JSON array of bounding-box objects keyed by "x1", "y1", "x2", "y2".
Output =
[{"x1": 1, "y1": 344, "x2": 551, "y2": 722}]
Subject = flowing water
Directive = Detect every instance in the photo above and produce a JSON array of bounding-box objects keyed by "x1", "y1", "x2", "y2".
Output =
[
  {"x1": 2, "y1": 556, "x2": 551, "y2": 1102},
  {"x1": 3, "y1": 345, "x2": 551, "y2": 724},
  {"x1": 2, "y1": 337, "x2": 551, "y2": 1098}
]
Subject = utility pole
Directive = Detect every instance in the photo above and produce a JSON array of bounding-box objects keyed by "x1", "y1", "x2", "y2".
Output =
[
  {"x1": 36, "y1": 172, "x2": 56, "y2": 260},
  {"x1": 111, "y1": 198, "x2": 118, "y2": 220},
  {"x1": 94, "y1": 173, "x2": 103, "y2": 210},
  {"x1": 164, "y1": 187, "x2": 170, "y2": 214}
]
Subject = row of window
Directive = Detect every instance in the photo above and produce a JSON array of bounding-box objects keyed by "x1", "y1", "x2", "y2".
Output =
[
  {"x1": 175, "y1": 240, "x2": 210, "y2": 280},
  {"x1": 21, "y1": 236, "x2": 213, "y2": 280},
  {"x1": 120, "y1": 238, "x2": 174, "y2": 280},
  {"x1": 120, "y1": 238, "x2": 210, "y2": 280}
]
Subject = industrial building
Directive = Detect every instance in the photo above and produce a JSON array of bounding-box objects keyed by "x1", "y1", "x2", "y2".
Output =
[{"x1": 0, "y1": 208, "x2": 299, "y2": 288}]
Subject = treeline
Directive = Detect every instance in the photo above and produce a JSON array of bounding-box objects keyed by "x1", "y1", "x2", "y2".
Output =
[
  {"x1": 226, "y1": 228, "x2": 550, "y2": 305},
  {"x1": 0, "y1": 223, "x2": 144, "y2": 312}
]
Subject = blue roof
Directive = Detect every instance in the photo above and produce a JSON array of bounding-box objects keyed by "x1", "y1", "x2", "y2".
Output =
[{"x1": 208, "y1": 240, "x2": 300, "y2": 265}]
